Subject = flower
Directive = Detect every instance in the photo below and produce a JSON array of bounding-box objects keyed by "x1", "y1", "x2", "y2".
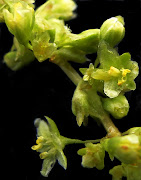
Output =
[
  {"x1": 91, "y1": 41, "x2": 139, "y2": 98},
  {"x1": 77, "y1": 143, "x2": 105, "y2": 170},
  {"x1": 3, "y1": 1, "x2": 35, "y2": 48},
  {"x1": 80, "y1": 63, "x2": 95, "y2": 85},
  {"x1": 32, "y1": 117, "x2": 67, "y2": 177},
  {"x1": 4, "y1": 37, "x2": 35, "y2": 71},
  {"x1": 35, "y1": 0, "x2": 77, "y2": 21}
]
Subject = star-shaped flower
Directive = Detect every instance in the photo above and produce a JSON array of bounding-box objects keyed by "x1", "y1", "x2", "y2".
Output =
[
  {"x1": 82, "y1": 41, "x2": 139, "y2": 98},
  {"x1": 32, "y1": 117, "x2": 67, "y2": 177}
]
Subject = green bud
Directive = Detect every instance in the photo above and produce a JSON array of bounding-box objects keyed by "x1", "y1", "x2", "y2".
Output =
[
  {"x1": 51, "y1": 46, "x2": 87, "y2": 65},
  {"x1": 4, "y1": 38, "x2": 34, "y2": 71},
  {"x1": 72, "y1": 80, "x2": 108, "y2": 126},
  {"x1": 100, "y1": 16, "x2": 125, "y2": 47},
  {"x1": 78, "y1": 143, "x2": 105, "y2": 170},
  {"x1": 109, "y1": 165, "x2": 125, "y2": 180},
  {"x1": 105, "y1": 134, "x2": 141, "y2": 164},
  {"x1": 124, "y1": 127, "x2": 141, "y2": 136},
  {"x1": 35, "y1": 0, "x2": 77, "y2": 21},
  {"x1": 0, "y1": 0, "x2": 7, "y2": 22},
  {"x1": 3, "y1": 1, "x2": 35, "y2": 47},
  {"x1": 102, "y1": 95, "x2": 129, "y2": 119},
  {"x1": 110, "y1": 163, "x2": 141, "y2": 180},
  {"x1": 61, "y1": 29, "x2": 100, "y2": 54}
]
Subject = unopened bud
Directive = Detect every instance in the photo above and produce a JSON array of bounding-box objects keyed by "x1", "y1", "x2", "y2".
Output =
[
  {"x1": 100, "y1": 16, "x2": 125, "y2": 47},
  {"x1": 102, "y1": 95, "x2": 129, "y2": 119}
]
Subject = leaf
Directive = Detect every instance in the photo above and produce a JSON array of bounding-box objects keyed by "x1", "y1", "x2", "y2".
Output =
[
  {"x1": 45, "y1": 116, "x2": 60, "y2": 136},
  {"x1": 57, "y1": 150, "x2": 67, "y2": 170},
  {"x1": 40, "y1": 156, "x2": 56, "y2": 177}
]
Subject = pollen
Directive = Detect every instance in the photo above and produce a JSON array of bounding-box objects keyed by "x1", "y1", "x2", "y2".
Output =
[
  {"x1": 121, "y1": 69, "x2": 131, "y2": 77},
  {"x1": 118, "y1": 78, "x2": 125, "y2": 86},
  {"x1": 108, "y1": 66, "x2": 120, "y2": 77},
  {"x1": 40, "y1": 152, "x2": 48, "y2": 159},
  {"x1": 36, "y1": 136, "x2": 44, "y2": 144},
  {"x1": 31, "y1": 143, "x2": 43, "y2": 151}
]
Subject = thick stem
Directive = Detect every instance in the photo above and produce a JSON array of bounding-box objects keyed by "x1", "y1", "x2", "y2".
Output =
[
  {"x1": 58, "y1": 62, "x2": 82, "y2": 86},
  {"x1": 100, "y1": 115, "x2": 121, "y2": 137}
]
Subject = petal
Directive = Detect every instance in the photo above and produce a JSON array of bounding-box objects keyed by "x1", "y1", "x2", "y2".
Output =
[
  {"x1": 34, "y1": 118, "x2": 51, "y2": 138},
  {"x1": 40, "y1": 156, "x2": 56, "y2": 177},
  {"x1": 104, "y1": 79, "x2": 121, "y2": 98},
  {"x1": 57, "y1": 150, "x2": 67, "y2": 170},
  {"x1": 45, "y1": 116, "x2": 60, "y2": 136},
  {"x1": 98, "y1": 41, "x2": 119, "y2": 69}
]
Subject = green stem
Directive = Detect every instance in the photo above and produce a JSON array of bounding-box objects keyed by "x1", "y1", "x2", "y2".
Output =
[
  {"x1": 100, "y1": 114, "x2": 121, "y2": 137},
  {"x1": 61, "y1": 136, "x2": 101, "y2": 146},
  {"x1": 58, "y1": 62, "x2": 82, "y2": 86}
]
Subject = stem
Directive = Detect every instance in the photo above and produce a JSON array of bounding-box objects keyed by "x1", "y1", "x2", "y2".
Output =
[
  {"x1": 100, "y1": 115, "x2": 121, "y2": 137},
  {"x1": 61, "y1": 136, "x2": 101, "y2": 146},
  {"x1": 58, "y1": 62, "x2": 82, "y2": 86},
  {"x1": 50, "y1": 59, "x2": 121, "y2": 137}
]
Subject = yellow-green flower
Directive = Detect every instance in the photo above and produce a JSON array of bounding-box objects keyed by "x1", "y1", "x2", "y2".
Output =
[
  {"x1": 78, "y1": 143, "x2": 105, "y2": 170},
  {"x1": 32, "y1": 117, "x2": 67, "y2": 177},
  {"x1": 92, "y1": 41, "x2": 138, "y2": 98},
  {"x1": 3, "y1": 1, "x2": 35, "y2": 48},
  {"x1": 35, "y1": 0, "x2": 77, "y2": 21},
  {"x1": 4, "y1": 37, "x2": 35, "y2": 71}
]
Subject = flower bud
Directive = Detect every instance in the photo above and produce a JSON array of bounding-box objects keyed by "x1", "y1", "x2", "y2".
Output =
[
  {"x1": 77, "y1": 143, "x2": 105, "y2": 170},
  {"x1": 124, "y1": 127, "x2": 141, "y2": 136},
  {"x1": 72, "y1": 80, "x2": 108, "y2": 126},
  {"x1": 61, "y1": 29, "x2": 100, "y2": 54},
  {"x1": 4, "y1": 38, "x2": 34, "y2": 71},
  {"x1": 102, "y1": 95, "x2": 129, "y2": 119},
  {"x1": 100, "y1": 16, "x2": 125, "y2": 47},
  {"x1": 3, "y1": 1, "x2": 35, "y2": 47},
  {"x1": 105, "y1": 134, "x2": 141, "y2": 164},
  {"x1": 35, "y1": 0, "x2": 77, "y2": 21},
  {"x1": 0, "y1": 0, "x2": 6, "y2": 22}
]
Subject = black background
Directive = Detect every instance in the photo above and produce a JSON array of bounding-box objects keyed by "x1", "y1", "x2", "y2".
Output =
[{"x1": 0, "y1": 0, "x2": 141, "y2": 179}]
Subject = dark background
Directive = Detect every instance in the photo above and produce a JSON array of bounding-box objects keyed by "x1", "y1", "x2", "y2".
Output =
[{"x1": 0, "y1": 0, "x2": 141, "y2": 179}]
